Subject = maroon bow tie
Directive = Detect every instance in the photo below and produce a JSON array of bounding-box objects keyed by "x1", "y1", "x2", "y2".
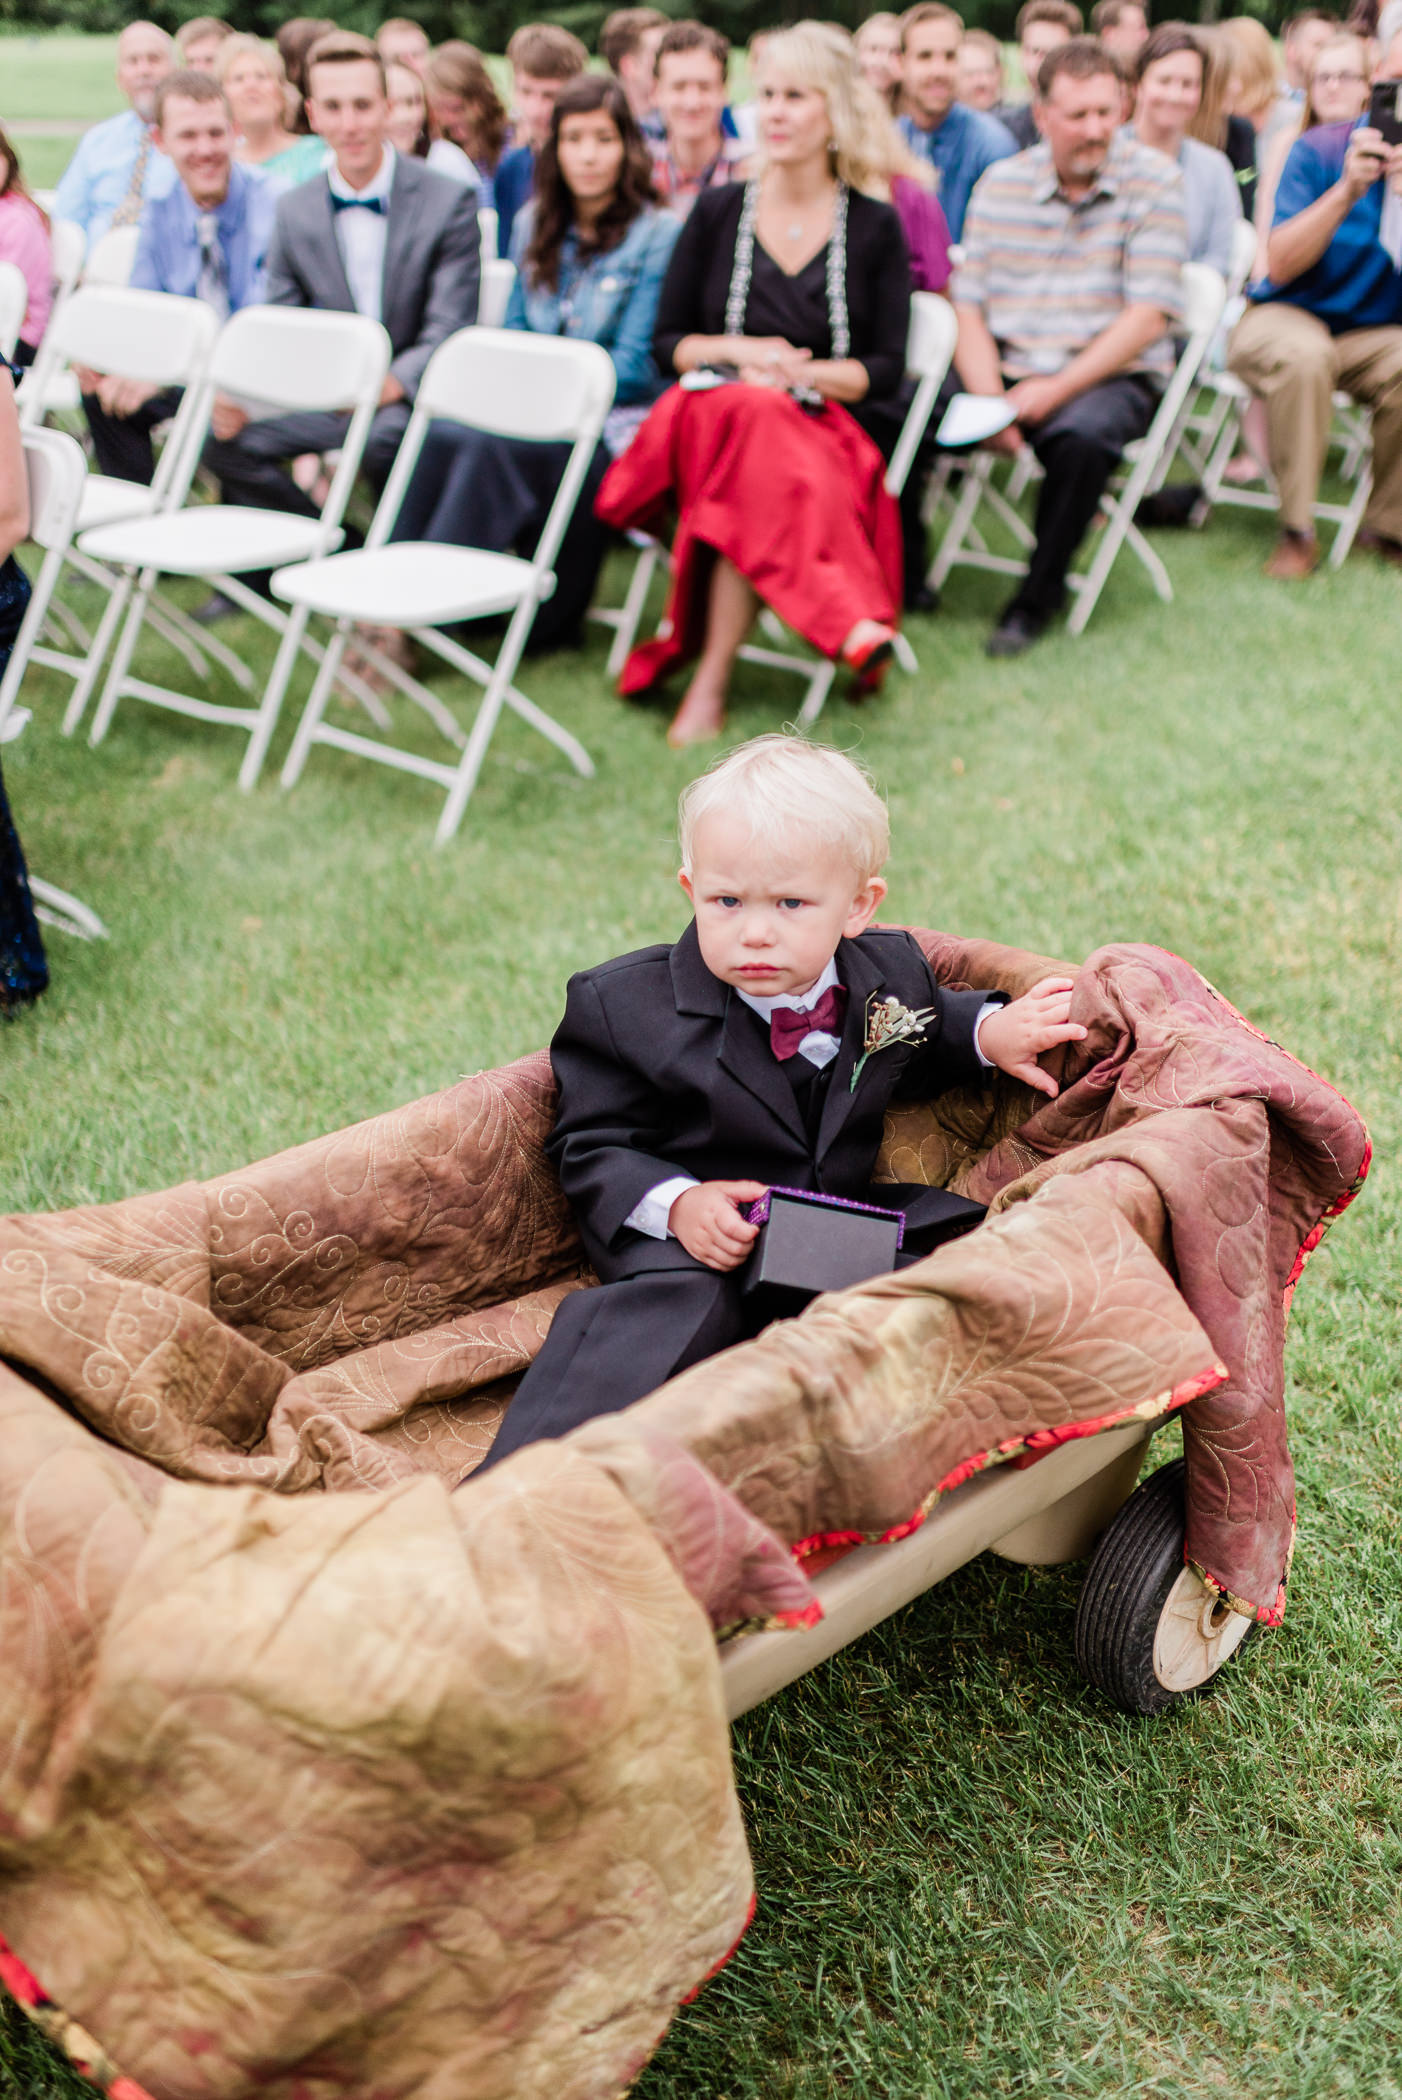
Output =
[{"x1": 769, "y1": 984, "x2": 848, "y2": 1060}]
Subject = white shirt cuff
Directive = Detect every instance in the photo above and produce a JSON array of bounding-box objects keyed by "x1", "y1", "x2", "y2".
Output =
[
  {"x1": 973, "y1": 999, "x2": 1002, "y2": 1068},
  {"x1": 624, "y1": 1174, "x2": 700, "y2": 1240}
]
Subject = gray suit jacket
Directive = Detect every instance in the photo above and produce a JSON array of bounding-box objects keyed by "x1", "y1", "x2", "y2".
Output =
[{"x1": 265, "y1": 153, "x2": 481, "y2": 401}]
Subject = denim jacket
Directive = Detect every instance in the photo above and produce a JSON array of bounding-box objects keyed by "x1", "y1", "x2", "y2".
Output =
[{"x1": 506, "y1": 205, "x2": 680, "y2": 406}]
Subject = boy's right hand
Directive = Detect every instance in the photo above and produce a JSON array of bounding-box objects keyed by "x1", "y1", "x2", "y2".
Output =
[{"x1": 669, "y1": 1180, "x2": 767, "y2": 1271}]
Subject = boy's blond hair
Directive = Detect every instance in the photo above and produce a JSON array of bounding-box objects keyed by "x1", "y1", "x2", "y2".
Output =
[{"x1": 678, "y1": 735, "x2": 890, "y2": 881}]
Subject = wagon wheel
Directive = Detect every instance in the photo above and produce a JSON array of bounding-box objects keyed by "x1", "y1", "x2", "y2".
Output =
[{"x1": 1074, "y1": 1457, "x2": 1256, "y2": 1716}]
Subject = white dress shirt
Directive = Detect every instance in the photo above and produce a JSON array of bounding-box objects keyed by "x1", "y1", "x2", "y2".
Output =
[
  {"x1": 623, "y1": 956, "x2": 1000, "y2": 1241},
  {"x1": 327, "y1": 144, "x2": 395, "y2": 322}
]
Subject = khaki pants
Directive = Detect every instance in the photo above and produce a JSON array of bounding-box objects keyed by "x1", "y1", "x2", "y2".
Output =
[{"x1": 1227, "y1": 302, "x2": 1402, "y2": 539}]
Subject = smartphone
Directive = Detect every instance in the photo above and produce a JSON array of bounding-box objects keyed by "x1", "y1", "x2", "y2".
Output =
[{"x1": 1367, "y1": 78, "x2": 1402, "y2": 146}]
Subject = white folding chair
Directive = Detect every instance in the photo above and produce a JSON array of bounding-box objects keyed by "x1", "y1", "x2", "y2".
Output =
[
  {"x1": 275, "y1": 327, "x2": 613, "y2": 844},
  {"x1": 14, "y1": 287, "x2": 223, "y2": 732},
  {"x1": 78, "y1": 305, "x2": 391, "y2": 789},
  {"x1": 478, "y1": 206, "x2": 499, "y2": 263},
  {"x1": 82, "y1": 224, "x2": 140, "y2": 288},
  {"x1": 17, "y1": 222, "x2": 88, "y2": 429},
  {"x1": 930, "y1": 264, "x2": 1227, "y2": 634},
  {"x1": 0, "y1": 429, "x2": 108, "y2": 941},
  {"x1": 479, "y1": 257, "x2": 515, "y2": 328},
  {"x1": 1197, "y1": 355, "x2": 1373, "y2": 570},
  {"x1": 592, "y1": 290, "x2": 959, "y2": 719},
  {"x1": 0, "y1": 263, "x2": 28, "y2": 361}
]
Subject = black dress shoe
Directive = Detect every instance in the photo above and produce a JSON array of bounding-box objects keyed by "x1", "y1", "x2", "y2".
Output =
[
  {"x1": 904, "y1": 582, "x2": 941, "y2": 614},
  {"x1": 985, "y1": 607, "x2": 1047, "y2": 658},
  {"x1": 190, "y1": 590, "x2": 240, "y2": 626}
]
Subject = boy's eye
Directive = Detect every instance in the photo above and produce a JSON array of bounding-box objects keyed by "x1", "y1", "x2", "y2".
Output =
[
  {"x1": 716, "y1": 895, "x2": 740, "y2": 909},
  {"x1": 778, "y1": 898, "x2": 806, "y2": 911}
]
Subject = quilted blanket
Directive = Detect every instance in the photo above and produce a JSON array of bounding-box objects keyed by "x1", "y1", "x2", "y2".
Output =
[{"x1": 0, "y1": 934, "x2": 1366, "y2": 2100}]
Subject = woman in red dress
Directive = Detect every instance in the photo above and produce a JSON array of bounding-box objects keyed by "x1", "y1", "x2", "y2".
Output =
[{"x1": 596, "y1": 21, "x2": 913, "y2": 746}]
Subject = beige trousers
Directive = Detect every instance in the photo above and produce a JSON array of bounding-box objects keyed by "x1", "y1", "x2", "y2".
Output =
[{"x1": 1227, "y1": 301, "x2": 1402, "y2": 539}]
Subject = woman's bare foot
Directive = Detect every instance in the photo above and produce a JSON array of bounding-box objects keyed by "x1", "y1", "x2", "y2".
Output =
[
  {"x1": 1222, "y1": 452, "x2": 1264, "y2": 486},
  {"x1": 667, "y1": 681, "x2": 726, "y2": 747}
]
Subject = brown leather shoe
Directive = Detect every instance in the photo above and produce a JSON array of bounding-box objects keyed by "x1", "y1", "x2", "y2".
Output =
[
  {"x1": 1353, "y1": 526, "x2": 1402, "y2": 569},
  {"x1": 1263, "y1": 530, "x2": 1320, "y2": 580}
]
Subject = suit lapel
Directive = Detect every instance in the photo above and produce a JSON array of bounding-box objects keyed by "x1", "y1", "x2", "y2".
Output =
[
  {"x1": 380, "y1": 156, "x2": 414, "y2": 344},
  {"x1": 670, "y1": 924, "x2": 807, "y2": 1149},
  {"x1": 310, "y1": 176, "x2": 355, "y2": 312},
  {"x1": 814, "y1": 935, "x2": 889, "y2": 1165}
]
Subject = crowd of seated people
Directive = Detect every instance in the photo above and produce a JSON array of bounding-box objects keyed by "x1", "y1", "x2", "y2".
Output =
[{"x1": 0, "y1": 0, "x2": 1395, "y2": 725}]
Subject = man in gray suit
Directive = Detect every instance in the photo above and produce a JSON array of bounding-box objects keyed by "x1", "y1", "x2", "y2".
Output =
[{"x1": 203, "y1": 32, "x2": 480, "y2": 524}]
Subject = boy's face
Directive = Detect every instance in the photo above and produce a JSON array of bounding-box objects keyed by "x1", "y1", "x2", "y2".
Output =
[
  {"x1": 515, "y1": 70, "x2": 565, "y2": 149},
  {"x1": 680, "y1": 813, "x2": 887, "y2": 1000}
]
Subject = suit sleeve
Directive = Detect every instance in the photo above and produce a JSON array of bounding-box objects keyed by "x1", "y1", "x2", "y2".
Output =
[
  {"x1": 886, "y1": 936, "x2": 1005, "y2": 1099},
  {"x1": 389, "y1": 188, "x2": 481, "y2": 401},
  {"x1": 545, "y1": 973, "x2": 697, "y2": 1253},
  {"x1": 263, "y1": 204, "x2": 307, "y2": 308}
]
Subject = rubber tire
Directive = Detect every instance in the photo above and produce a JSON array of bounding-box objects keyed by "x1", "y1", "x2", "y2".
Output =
[{"x1": 1074, "y1": 1457, "x2": 1245, "y2": 1716}]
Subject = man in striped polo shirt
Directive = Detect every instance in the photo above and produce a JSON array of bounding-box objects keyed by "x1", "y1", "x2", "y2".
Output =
[{"x1": 951, "y1": 36, "x2": 1187, "y2": 656}]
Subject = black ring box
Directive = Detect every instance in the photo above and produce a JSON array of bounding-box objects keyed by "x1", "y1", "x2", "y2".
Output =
[{"x1": 740, "y1": 1187, "x2": 905, "y2": 1316}]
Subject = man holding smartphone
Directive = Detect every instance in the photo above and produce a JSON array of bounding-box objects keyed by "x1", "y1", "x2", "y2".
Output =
[{"x1": 1227, "y1": 37, "x2": 1402, "y2": 578}]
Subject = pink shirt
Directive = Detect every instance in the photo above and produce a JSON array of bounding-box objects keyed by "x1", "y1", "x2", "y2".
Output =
[
  {"x1": 0, "y1": 191, "x2": 54, "y2": 349},
  {"x1": 892, "y1": 177, "x2": 952, "y2": 295}
]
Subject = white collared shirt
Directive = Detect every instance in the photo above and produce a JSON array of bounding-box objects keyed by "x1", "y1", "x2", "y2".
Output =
[
  {"x1": 623, "y1": 957, "x2": 998, "y2": 1242},
  {"x1": 327, "y1": 144, "x2": 395, "y2": 322}
]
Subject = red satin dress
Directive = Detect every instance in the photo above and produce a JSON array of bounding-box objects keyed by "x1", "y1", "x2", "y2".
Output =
[{"x1": 595, "y1": 381, "x2": 903, "y2": 697}]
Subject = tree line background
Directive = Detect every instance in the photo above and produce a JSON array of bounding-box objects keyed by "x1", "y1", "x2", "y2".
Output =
[{"x1": 0, "y1": 0, "x2": 1284, "y2": 77}]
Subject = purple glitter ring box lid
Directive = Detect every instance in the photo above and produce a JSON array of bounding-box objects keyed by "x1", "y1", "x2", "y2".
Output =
[{"x1": 740, "y1": 1187, "x2": 905, "y2": 1306}]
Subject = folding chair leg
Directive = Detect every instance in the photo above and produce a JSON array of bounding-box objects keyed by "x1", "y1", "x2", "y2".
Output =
[
  {"x1": 795, "y1": 659, "x2": 837, "y2": 727},
  {"x1": 281, "y1": 621, "x2": 352, "y2": 789},
  {"x1": 1329, "y1": 463, "x2": 1371, "y2": 567},
  {"x1": 929, "y1": 455, "x2": 994, "y2": 589},
  {"x1": 88, "y1": 570, "x2": 156, "y2": 745},
  {"x1": 892, "y1": 632, "x2": 918, "y2": 674},
  {"x1": 29, "y1": 876, "x2": 108, "y2": 941},
  {"x1": 435, "y1": 601, "x2": 538, "y2": 846},
  {"x1": 62, "y1": 570, "x2": 134, "y2": 736},
  {"x1": 239, "y1": 602, "x2": 310, "y2": 791},
  {"x1": 605, "y1": 542, "x2": 659, "y2": 681}
]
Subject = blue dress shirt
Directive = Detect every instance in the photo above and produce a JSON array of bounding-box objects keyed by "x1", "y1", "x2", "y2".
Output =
[
  {"x1": 897, "y1": 102, "x2": 1017, "y2": 242},
  {"x1": 493, "y1": 143, "x2": 536, "y2": 262},
  {"x1": 130, "y1": 161, "x2": 278, "y2": 313},
  {"x1": 53, "y1": 109, "x2": 177, "y2": 244}
]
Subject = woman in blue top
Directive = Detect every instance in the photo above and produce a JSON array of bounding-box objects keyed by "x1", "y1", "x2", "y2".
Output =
[{"x1": 393, "y1": 75, "x2": 680, "y2": 653}]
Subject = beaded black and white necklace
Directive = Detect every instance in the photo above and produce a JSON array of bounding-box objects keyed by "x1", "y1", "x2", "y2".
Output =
[{"x1": 723, "y1": 178, "x2": 852, "y2": 360}]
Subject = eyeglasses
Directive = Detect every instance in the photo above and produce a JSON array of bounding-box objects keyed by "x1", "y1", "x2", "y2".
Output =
[{"x1": 1313, "y1": 70, "x2": 1367, "y2": 86}]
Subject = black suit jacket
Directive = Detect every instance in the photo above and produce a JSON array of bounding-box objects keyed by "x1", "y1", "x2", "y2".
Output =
[
  {"x1": 547, "y1": 924, "x2": 994, "y2": 1281},
  {"x1": 265, "y1": 154, "x2": 481, "y2": 402}
]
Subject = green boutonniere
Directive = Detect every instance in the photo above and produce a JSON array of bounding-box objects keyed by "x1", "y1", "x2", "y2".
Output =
[{"x1": 849, "y1": 993, "x2": 936, "y2": 1092}]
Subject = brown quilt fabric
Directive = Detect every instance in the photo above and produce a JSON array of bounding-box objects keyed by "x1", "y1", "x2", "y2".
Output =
[{"x1": 0, "y1": 933, "x2": 1366, "y2": 2099}]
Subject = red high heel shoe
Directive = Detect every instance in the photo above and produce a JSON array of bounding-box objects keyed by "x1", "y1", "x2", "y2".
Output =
[{"x1": 840, "y1": 628, "x2": 896, "y2": 700}]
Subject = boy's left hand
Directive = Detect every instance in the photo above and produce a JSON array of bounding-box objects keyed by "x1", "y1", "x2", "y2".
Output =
[{"x1": 976, "y1": 976, "x2": 1087, "y2": 1098}]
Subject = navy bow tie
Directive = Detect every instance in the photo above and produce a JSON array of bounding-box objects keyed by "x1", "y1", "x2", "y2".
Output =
[{"x1": 331, "y1": 191, "x2": 386, "y2": 215}]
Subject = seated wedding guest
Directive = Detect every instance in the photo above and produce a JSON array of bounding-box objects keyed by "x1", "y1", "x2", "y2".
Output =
[
  {"x1": 423, "y1": 42, "x2": 511, "y2": 204},
  {"x1": 387, "y1": 60, "x2": 481, "y2": 191},
  {"x1": 1194, "y1": 26, "x2": 1262, "y2": 215},
  {"x1": 77, "y1": 70, "x2": 276, "y2": 488},
  {"x1": 958, "y1": 30, "x2": 1005, "y2": 114},
  {"x1": 176, "y1": 16, "x2": 232, "y2": 77},
  {"x1": 953, "y1": 36, "x2": 1186, "y2": 656},
  {"x1": 0, "y1": 126, "x2": 53, "y2": 366},
  {"x1": 201, "y1": 34, "x2": 480, "y2": 536},
  {"x1": 375, "y1": 18, "x2": 430, "y2": 77},
  {"x1": 393, "y1": 75, "x2": 679, "y2": 654},
  {"x1": 275, "y1": 18, "x2": 337, "y2": 134},
  {"x1": 600, "y1": 8, "x2": 668, "y2": 140},
  {"x1": 494, "y1": 24, "x2": 590, "y2": 256},
  {"x1": 1221, "y1": 13, "x2": 1285, "y2": 157},
  {"x1": 1089, "y1": 0, "x2": 1148, "y2": 68},
  {"x1": 856, "y1": 12, "x2": 905, "y2": 110},
  {"x1": 1283, "y1": 10, "x2": 1339, "y2": 108},
  {"x1": 219, "y1": 36, "x2": 329, "y2": 194},
  {"x1": 999, "y1": 0, "x2": 1082, "y2": 148},
  {"x1": 1255, "y1": 30, "x2": 1370, "y2": 245},
  {"x1": 472, "y1": 734, "x2": 1081, "y2": 1474},
  {"x1": 1128, "y1": 25, "x2": 1241, "y2": 276},
  {"x1": 649, "y1": 22, "x2": 749, "y2": 218},
  {"x1": 53, "y1": 21, "x2": 176, "y2": 244},
  {"x1": 0, "y1": 353, "x2": 45, "y2": 1016},
  {"x1": 1227, "y1": 32, "x2": 1402, "y2": 577},
  {"x1": 897, "y1": 4, "x2": 1015, "y2": 242},
  {"x1": 598, "y1": 21, "x2": 913, "y2": 746}
]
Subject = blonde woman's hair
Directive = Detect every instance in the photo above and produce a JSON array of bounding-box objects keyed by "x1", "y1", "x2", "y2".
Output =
[
  {"x1": 678, "y1": 734, "x2": 891, "y2": 879},
  {"x1": 1216, "y1": 13, "x2": 1281, "y2": 119},
  {"x1": 756, "y1": 19, "x2": 911, "y2": 198},
  {"x1": 217, "y1": 32, "x2": 289, "y2": 91}
]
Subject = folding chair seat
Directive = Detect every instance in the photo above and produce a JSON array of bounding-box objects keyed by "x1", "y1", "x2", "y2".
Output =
[
  {"x1": 12, "y1": 287, "x2": 223, "y2": 732},
  {"x1": 274, "y1": 326, "x2": 613, "y2": 844},
  {"x1": 929, "y1": 262, "x2": 1227, "y2": 635},
  {"x1": 590, "y1": 289, "x2": 959, "y2": 722},
  {"x1": 0, "y1": 429, "x2": 109, "y2": 940},
  {"x1": 77, "y1": 306, "x2": 391, "y2": 790}
]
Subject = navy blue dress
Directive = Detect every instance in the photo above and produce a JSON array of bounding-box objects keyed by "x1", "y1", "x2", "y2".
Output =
[{"x1": 0, "y1": 356, "x2": 46, "y2": 1012}]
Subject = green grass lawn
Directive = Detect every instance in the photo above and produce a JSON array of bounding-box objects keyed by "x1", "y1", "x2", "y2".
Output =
[
  {"x1": 0, "y1": 32, "x2": 123, "y2": 124},
  {"x1": 0, "y1": 502, "x2": 1399, "y2": 2098}
]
